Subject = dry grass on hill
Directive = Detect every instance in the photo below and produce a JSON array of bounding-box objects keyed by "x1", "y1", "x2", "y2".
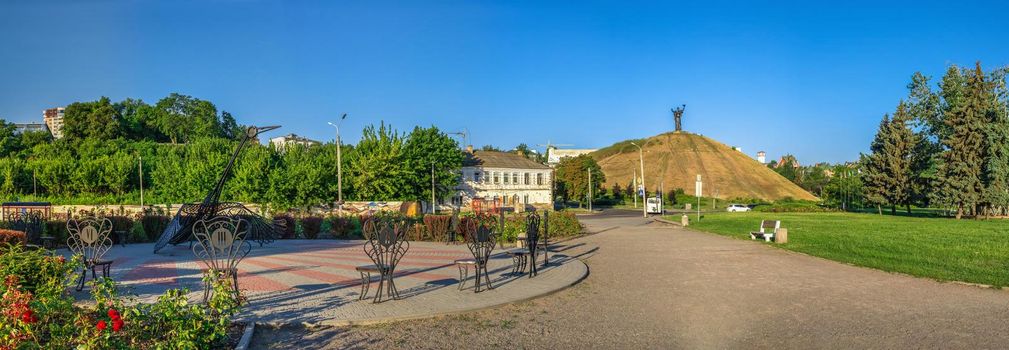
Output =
[{"x1": 592, "y1": 132, "x2": 817, "y2": 201}]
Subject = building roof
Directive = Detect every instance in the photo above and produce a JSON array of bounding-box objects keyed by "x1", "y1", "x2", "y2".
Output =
[{"x1": 463, "y1": 150, "x2": 551, "y2": 170}]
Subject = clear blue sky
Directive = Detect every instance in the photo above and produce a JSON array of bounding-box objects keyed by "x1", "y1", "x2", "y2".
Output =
[{"x1": 2, "y1": 1, "x2": 1008, "y2": 164}]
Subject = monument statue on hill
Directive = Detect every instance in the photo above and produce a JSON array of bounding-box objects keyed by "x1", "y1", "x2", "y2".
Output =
[{"x1": 672, "y1": 104, "x2": 686, "y2": 132}]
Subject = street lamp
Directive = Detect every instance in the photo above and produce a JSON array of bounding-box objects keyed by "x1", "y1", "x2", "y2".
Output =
[
  {"x1": 630, "y1": 142, "x2": 646, "y2": 218},
  {"x1": 328, "y1": 113, "x2": 348, "y2": 214}
]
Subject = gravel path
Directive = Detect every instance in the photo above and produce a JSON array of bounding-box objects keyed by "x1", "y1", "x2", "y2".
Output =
[{"x1": 252, "y1": 210, "x2": 1009, "y2": 349}]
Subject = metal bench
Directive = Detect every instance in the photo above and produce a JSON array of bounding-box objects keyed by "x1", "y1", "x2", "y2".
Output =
[{"x1": 749, "y1": 220, "x2": 780, "y2": 242}]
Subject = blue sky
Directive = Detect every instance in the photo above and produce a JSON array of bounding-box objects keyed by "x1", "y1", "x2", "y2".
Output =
[{"x1": 2, "y1": 1, "x2": 1009, "y2": 164}]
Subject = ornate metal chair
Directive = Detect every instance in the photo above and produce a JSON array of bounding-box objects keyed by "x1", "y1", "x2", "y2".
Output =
[
  {"x1": 8, "y1": 211, "x2": 46, "y2": 248},
  {"x1": 66, "y1": 217, "x2": 114, "y2": 291},
  {"x1": 191, "y1": 216, "x2": 251, "y2": 303},
  {"x1": 355, "y1": 218, "x2": 410, "y2": 303},
  {"x1": 506, "y1": 212, "x2": 541, "y2": 277},
  {"x1": 462, "y1": 215, "x2": 500, "y2": 293}
]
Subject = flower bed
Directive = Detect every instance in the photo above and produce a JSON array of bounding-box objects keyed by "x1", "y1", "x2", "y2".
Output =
[{"x1": 0, "y1": 245, "x2": 243, "y2": 349}]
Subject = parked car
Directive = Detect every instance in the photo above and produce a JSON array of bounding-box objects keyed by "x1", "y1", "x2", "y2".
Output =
[{"x1": 726, "y1": 204, "x2": 751, "y2": 212}]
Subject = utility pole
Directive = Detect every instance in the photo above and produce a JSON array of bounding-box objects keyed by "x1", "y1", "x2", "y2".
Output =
[
  {"x1": 431, "y1": 162, "x2": 437, "y2": 214},
  {"x1": 587, "y1": 168, "x2": 593, "y2": 211},
  {"x1": 32, "y1": 169, "x2": 36, "y2": 197},
  {"x1": 631, "y1": 142, "x2": 646, "y2": 218},
  {"x1": 139, "y1": 155, "x2": 144, "y2": 208},
  {"x1": 632, "y1": 169, "x2": 638, "y2": 208},
  {"x1": 328, "y1": 114, "x2": 347, "y2": 214}
]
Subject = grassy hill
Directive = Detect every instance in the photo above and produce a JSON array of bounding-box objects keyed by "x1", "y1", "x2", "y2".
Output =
[{"x1": 592, "y1": 131, "x2": 817, "y2": 201}]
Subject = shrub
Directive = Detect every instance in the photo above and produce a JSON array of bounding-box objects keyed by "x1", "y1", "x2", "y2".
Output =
[
  {"x1": 0, "y1": 245, "x2": 241, "y2": 349},
  {"x1": 128, "y1": 221, "x2": 146, "y2": 243},
  {"x1": 43, "y1": 221, "x2": 68, "y2": 244},
  {"x1": 273, "y1": 215, "x2": 296, "y2": 239},
  {"x1": 300, "y1": 217, "x2": 323, "y2": 239},
  {"x1": 0, "y1": 229, "x2": 26, "y2": 247},
  {"x1": 423, "y1": 215, "x2": 452, "y2": 242},
  {"x1": 141, "y1": 216, "x2": 171, "y2": 242},
  {"x1": 327, "y1": 216, "x2": 362, "y2": 239},
  {"x1": 546, "y1": 211, "x2": 582, "y2": 237}
]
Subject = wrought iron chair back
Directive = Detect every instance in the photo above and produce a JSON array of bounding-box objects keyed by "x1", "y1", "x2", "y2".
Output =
[
  {"x1": 464, "y1": 215, "x2": 499, "y2": 265},
  {"x1": 191, "y1": 216, "x2": 251, "y2": 276},
  {"x1": 362, "y1": 218, "x2": 410, "y2": 272},
  {"x1": 8, "y1": 211, "x2": 44, "y2": 245},
  {"x1": 67, "y1": 217, "x2": 114, "y2": 264}
]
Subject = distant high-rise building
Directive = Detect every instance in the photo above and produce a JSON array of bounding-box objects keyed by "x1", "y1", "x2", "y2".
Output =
[
  {"x1": 757, "y1": 151, "x2": 766, "y2": 164},
  {"x1": 43, "y1": 107, "x2": 65, "y2": 139}
]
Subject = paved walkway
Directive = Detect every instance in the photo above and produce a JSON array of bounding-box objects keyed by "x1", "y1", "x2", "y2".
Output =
[
  {"x1": 65, "y1": 239, "x2": 587, "y2": 325},
  {"x1": 251, "y1": 210, "x2": 1009, "y2": 349}
]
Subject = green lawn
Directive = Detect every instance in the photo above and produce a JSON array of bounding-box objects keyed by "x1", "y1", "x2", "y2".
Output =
[{"x1": 671, "y1": 212, "x2": 1009, "y2": 287}]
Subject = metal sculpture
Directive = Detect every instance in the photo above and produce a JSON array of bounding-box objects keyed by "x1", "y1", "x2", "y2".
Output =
[
  {"x1": 462, "y1": 214, "x2": 500, "y2": 293},
  {"x1": 191, "y1": 216, "x2": 251, "y2": 303},
  {"x1": 6, "y1": 211, "x2": 44, "y2": 247},
  {"x1": 154, "y1": 125, "x2": 280, "y2": 254},
  {"x1": 355, "y1": 218, "x2": 410, "y2": 303},
  {"x1": 672, "y1": 104, "x2": 686, "y2": 132},
  {"x1": 67, "y1": 217, "x2": 114, "y2": 291},
  {"x1": 524, "y1": 212, "x2": 541, "y2": 277}
]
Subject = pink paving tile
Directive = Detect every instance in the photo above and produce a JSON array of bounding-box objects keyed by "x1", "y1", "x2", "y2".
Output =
[
  {"x1": 255, "y1": 254, "x2": 457, "y2": 281},
  {"x1": 236, "y1": 267, "x2": 294, "y2": 292},
  {"x1": 241, "y1": 258, "x2": 361, "y2": 286},
  {"x1": 120, "y1": 258, "x2": 180, "y2": 286}
]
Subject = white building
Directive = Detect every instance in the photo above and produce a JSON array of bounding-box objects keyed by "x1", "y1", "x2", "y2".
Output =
[
  {"x1": 757, "y1": 151, "x2": 766, "y2": 164},
  {"x1": 269, "y1": 133, "x2": 321, "y2": 151},
  {"x1": 546, "y1": 147, "x2": 596, "y2": 166},
  {"x1": 43, "y1": 107, "x2": 65, "y2": 139},
  {"x1": 13, "y1": 123, "x2": 48, "y2": 134},
  {"x1": 454, "y1": 149, "x2": 553, "y2": 211}
]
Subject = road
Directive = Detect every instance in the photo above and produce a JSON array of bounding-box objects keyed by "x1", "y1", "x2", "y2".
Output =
[{"x1": 252, "y1": 209, "x2": 1009, "y2": 349}]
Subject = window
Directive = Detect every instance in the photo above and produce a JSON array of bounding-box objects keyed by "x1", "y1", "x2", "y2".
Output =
[
  {"x1": 524, "y1": 173, "x2": 530, "y2": 185},
  {"x1": 494, "y1": 172, "x2": 500, "y2": 184},
  {"x1": 524, "y1": 194, "x2": 529, "y2": 204},
  {"x1": 474, "y1": 172, "x2": 481, "y2": 183},
  {"x1": 503, "y1": 195, "x2": 510, "y2": 205},
  {"x1": 512, "y1": 173, "x2": 519, "y2": 184},
  {"x1": 537, "y1": 173, "x2": 544, "y2": 185},
  {"x1": 503, "y1": 172, "x2": 509, "y2": 184}
]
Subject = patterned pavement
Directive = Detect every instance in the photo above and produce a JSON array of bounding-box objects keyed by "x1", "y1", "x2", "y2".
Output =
[{"x1": 63, "y1": 239, "x2": 589, "y2": 325}]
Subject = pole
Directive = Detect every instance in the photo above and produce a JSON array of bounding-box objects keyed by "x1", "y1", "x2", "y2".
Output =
[
  {"x1": 632, "y1": 142, "x2": 646, "y2": 218},
  {"x1": 632, "y1": 169, "x2": 637, "y2": 208},
  {"x1": 139, "y1": 155, "x2": 144, "y2": 208},
  {"x1": 32, "y1": 169, "x2": 36, "y2": 197},
  {"x1": 585, "y1": 168, "x2": 589, "y2": 212},
  {"x1": 431, "y1": 162, "x2": 437, "y2": 214},
  {"x1": 329, "y1": 114, "x2": 347, "y2": 214}
]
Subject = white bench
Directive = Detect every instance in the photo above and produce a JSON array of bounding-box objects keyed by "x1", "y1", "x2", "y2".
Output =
[{"x1": 749, "y1": 220, "x2": 780, "y2": 242}]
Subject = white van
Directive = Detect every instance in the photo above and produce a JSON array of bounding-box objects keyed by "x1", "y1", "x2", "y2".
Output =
[{"x1": 646, "y1": 197, "x2": 663, "y2": 214}]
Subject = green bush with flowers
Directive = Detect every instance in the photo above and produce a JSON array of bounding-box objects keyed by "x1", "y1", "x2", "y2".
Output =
[{"x1": 0, "y1": 245, "x2": 242, "y2": 349}]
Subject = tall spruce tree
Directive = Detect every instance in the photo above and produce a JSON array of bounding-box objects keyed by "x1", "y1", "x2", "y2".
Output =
[
  {"x1": 906, "y1": 72, "x2": 942, "y2": 208},
  {"x1": 980, "y1": 65, "x2": 1009, "y2": 217},
  {"x1": 886, "y1": 102, "x2": 916, "y2": 214},
  {"x1": 936, "y1": 64, "x2": 985, "y2": 219},
  {"x1": 861, "y1": 115, "x2": 892, "y2": 215}
]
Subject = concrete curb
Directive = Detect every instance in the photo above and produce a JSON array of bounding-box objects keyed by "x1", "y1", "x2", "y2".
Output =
[
  {"x1": 255, "y1": 258, "x2": 590, "y2": 328},
  {"x1": 234, "y1": 322, "x2": 255, "y2": 350}
]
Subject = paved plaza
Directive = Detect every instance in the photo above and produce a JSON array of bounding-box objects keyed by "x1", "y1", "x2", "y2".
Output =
[
  {"x1": 251, "y1": 210, "x2": 1009, "y2": 349},
  {"x1": 62, "y1": 239, "x2": 587, "y2": 325}
]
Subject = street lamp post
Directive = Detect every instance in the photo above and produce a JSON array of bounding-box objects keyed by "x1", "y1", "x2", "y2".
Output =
[
  {"x1": 630, "y1": 142, "x2": 646, "y2": 218},
  {"x1": 328, "y1": 114, "x2": 348, "y2": 214}
]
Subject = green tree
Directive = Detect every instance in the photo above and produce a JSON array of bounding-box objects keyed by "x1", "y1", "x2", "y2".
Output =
[
  {"x1": 0, "y1": 119, "x2": 21, "y2": 157},
  {"x1": 555, "y1": 154, "x2": 605, "y2": 208},
  {"x1": 346, "y1": 123, "x2": 407, "y2": 201},
  {"x1": 935, "y1": 64, "x2": 986, "y2": 219},
  {"x1": 401, "y1": 126, "x2": 463, "y2": 204},
  {"x1": 62, "y1": 97, "x2": 123, "y2": 141}
]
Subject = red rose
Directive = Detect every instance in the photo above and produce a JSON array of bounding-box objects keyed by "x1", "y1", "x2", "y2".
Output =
[
  {"x1": 20, "y1": 310, "x2": 35, "y2": 323},
  {"x1": 107, "y1": 309, "x2": 120, "y2": 320},
  {"x1": 112, "y1": 319, "x2": 124, "y2": 332},
  {"x1": 97, "y1": 320, "x2": 107, "y2": 331},
  {"x1": 57, "y1": 256, "x2": 66, "y2": 263}
]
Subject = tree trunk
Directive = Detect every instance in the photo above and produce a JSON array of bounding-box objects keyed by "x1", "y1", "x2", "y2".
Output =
[
  {"x1": 955, "y1": 205, "x2": 963, "y2": 220},
  {"x1": 877, "y1": 205, "x2": 882, "y2": 215}
]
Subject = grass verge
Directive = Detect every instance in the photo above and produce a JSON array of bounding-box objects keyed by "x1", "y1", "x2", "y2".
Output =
[{"x1": 670, "y1": 212, "x2": 1009, "y2": 287}]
